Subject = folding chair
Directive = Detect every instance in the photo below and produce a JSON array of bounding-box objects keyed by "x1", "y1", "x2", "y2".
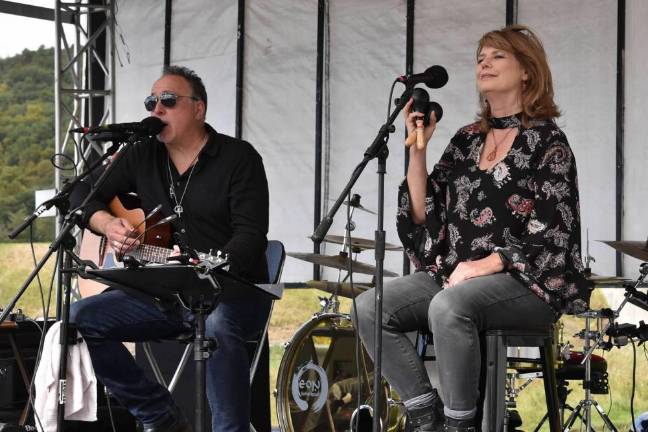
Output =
[{"x1": 140, "y1": 240, "x2": 285, "y2": 429}]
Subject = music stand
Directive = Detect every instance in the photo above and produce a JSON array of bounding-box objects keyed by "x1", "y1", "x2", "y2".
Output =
[{"x1": 83, "y1": 264, "x2": 281, "y2": 432}]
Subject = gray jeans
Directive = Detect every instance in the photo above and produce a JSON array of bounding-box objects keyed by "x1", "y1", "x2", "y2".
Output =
[{"x1": 352, "y1": 271, "x2": 554, "y2": 419}]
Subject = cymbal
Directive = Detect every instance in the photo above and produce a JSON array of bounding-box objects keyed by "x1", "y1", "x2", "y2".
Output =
[
  {"x1": 328, "y1": 198, "x2": 376, "y2": 215},
  {"x1": 306, "y1": 280, "x2": 372, "y2": 298},
  {"x1": 322, "y1": 234, "x2": 403, "y2": 251},
  {"x1": 287, "y1": 252, "x2": 398, "y2": 277},
  {"x1": 599, "y1": 240, "x2": 648, "y2": 262}
]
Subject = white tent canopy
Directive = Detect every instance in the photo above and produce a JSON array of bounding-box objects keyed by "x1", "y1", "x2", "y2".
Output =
[{"x1": 112, "y1": 0, "x2": 648, "y2": 323}]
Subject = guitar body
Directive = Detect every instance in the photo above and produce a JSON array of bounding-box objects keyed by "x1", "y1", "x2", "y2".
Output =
[{"x1": 78, "y1": 195, "x2": 173, "y2": 298}]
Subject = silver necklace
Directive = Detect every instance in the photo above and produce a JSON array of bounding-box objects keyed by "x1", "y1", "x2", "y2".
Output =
[{"x1": 167, "y1": 153, "x2": 199, "y2": 217}]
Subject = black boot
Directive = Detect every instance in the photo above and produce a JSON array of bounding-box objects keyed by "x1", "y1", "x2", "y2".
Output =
[
  {"x1": 405, "y1": 390, "x2": 445, "y2": 432},
  {"x1": 443, "y1": 417, "x2": 476, "y2": 432}
]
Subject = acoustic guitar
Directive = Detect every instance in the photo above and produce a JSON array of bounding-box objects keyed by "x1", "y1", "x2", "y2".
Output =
[{"x1": 77, "y1": 195, "x2": 173, "y2": 298}]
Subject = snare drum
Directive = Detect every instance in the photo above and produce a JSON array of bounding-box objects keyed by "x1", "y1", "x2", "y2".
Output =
[{"x1": 275, "y1": 313, "x2": 405, "y2": 432}]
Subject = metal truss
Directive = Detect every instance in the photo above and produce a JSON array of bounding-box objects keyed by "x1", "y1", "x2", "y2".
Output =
[{"x1": 54, "y1": 0, "x2": 116, "y2": 199}]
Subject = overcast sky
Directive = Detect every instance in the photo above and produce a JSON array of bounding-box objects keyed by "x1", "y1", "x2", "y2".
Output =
[{"x1": 0, "y1": 1, "x2": 63, "y2": 59}]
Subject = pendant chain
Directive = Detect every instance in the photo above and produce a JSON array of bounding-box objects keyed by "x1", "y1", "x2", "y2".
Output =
[
  {"x1": 167, "y1": 152, "x2": 200, "y2": 217},
  {"x1": 486, "y1": 127, "x2": 515, "y2": 162}
]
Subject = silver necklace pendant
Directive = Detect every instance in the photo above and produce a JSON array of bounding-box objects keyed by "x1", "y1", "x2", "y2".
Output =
[{"x1": 167, "y1": 150, "x2": 200, "y2": 220}]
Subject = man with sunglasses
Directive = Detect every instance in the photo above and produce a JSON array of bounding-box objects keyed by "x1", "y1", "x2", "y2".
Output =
[{"x1": 70, "y1": 65, "x2": 270, "y2": 432}]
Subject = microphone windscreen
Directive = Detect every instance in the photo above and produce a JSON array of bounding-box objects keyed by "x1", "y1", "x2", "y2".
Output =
[
  {"x1": 425, "y1": 65, "x2": 449, "y2": 89},
  {"x1": 141, "y1": 116, "x2": 166, "y2": 134}
]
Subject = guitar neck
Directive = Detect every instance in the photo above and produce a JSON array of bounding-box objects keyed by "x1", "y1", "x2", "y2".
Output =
[{"x1": 128, "y1": 244, "x2": 173, "y2": 264}]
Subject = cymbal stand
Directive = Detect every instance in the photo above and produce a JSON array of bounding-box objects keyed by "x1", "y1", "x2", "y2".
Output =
[
  {"x1": 320, "y1": 194, "x2": 363, "y2": 315},
  {"x1": 563, "y1": 310, "x2": 617, "y2": 432}
]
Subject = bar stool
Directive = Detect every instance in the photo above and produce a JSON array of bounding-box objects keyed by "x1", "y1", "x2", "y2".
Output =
[
  {"x1": 415, "y1": 325, "x2": 561, "y2": 432},
  {"x1": 484, "y1": 326, "x2": 561, "y2": 432}
]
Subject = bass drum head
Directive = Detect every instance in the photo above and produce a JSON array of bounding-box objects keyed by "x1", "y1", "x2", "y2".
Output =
[{"x1": 276, "y1": 313, "x2": 405, "y2": 432}]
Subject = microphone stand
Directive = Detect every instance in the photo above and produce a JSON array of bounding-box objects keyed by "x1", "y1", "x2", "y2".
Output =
[
  {"x1": 312, "y1": 85, "x2": 413, "y2": 432},
  {"x1": 1, "y1": 133, "x2": 143, "y2": 431}
]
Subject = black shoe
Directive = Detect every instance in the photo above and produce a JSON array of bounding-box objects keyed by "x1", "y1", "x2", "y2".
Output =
[
  {"x1": 405, "y1": 390, "x2": 445, "y2": 432},
  {"x1": 443, "y1": 417, "x2": 476, "y2": 432},
  {"x1": 142, "y1": 409, "x2": 192, "y2": 432}
]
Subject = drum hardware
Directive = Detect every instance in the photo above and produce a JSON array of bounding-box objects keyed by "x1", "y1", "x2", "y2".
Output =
[
  {"x1": 307, "y1": 280, "x2": 372, "y2": 300},
  {"x1": 319, "y1": 294, "x2": 341, "y2": 315},
  {"x1": 559, "y1": 307, "x2": 618, "y2": 432},
  {"x1": 503, "y1": 313, "x2": 612, "y2": 432},
  {"x1": 584, "y1": 228, "x2": 595, "y2": 274},
  {"x1": 328, "y1": 194, "x2": 377, "y2": 215},
  {"x1": 582, "y1": 263, "x2": 648, "y2": 361}
]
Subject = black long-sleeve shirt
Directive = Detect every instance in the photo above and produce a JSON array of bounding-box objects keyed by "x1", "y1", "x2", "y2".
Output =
[{"x1": 71, "y1": 123, "x2": 269, "y2": 283}]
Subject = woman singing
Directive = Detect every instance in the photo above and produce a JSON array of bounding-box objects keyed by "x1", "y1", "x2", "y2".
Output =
[{"x1": 354, "y1": 25, "x2": 590, "y2": 432}]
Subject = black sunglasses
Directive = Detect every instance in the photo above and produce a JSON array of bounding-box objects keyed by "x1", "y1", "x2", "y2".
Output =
[{"x1": 144, "y1": 91, "x2": 199, "y2": 111}]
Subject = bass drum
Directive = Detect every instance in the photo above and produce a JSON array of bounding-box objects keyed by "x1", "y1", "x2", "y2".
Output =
[{"x1": 276, "y1": 313, "x2": 405, "y2": 432}]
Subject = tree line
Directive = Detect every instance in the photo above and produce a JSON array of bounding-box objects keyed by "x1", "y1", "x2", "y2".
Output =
[{"x1": 0, "y1": 46, "x2": 69, "y2": 242}]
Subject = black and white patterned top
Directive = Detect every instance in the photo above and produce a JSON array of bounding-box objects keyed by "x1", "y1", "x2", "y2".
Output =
[{"x1": 397, "y1": 114, "x2": 591, "y2": 315}]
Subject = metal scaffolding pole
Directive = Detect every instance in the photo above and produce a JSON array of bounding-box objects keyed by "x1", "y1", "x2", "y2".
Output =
[
  {"x1": 54, "y1": 0, "x2": 115, "y2": 203},
  {"x1": 54, "y1": 0, "x2": 115, "y2": 311}
]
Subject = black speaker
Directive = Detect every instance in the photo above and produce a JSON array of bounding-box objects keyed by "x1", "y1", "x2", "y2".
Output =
[
  {"x1": 0, "y1": 319, "x2": 136, "y2": 431},
  {"x1": 0, "y1": 320, "x2": 42, "y2": 414}
]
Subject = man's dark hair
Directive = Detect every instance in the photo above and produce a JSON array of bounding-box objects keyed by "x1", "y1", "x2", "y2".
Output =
[{"x1": 162, "y1": 65, "x2": 208, "y2": 112}]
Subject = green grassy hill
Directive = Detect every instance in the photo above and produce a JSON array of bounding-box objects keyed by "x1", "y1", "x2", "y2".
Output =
[{"x1": 1, "y1": 243, "x2": 646, "y2": 430}]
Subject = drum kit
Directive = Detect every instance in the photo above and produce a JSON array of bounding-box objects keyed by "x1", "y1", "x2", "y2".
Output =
[
  {"x1": 275, "y1": 226, "x2": 648, "y2": 432},
  {"x1": 276, "y1": 198, "x2": 407, "y2": 432}
]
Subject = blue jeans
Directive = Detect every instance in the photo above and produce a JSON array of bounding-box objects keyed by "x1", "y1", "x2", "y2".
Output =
[{"x1": 70, "y1": 288, "x2": 271, "y2": 432}]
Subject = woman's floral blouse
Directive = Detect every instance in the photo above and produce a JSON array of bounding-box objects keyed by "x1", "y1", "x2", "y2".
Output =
[{"x1": 397, "y1": 114, "x2": 591, "y2": 315}]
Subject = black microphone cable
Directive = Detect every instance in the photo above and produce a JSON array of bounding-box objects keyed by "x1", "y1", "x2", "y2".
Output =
[{"x1": 631, "y1": 338, "x2": 637, "y2": 432}]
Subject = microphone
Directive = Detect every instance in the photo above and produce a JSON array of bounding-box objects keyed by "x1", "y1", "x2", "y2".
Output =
[
  {"x1": 71, "y1": 117, "x2": 166, "y2": 138},
  {"x1": 397, "y1": 65, "x2": 448, "y2": 89}
]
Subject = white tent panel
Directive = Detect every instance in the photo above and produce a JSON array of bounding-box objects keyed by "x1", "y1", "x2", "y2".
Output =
[
  {"x1": 114, "y1": 0, "x2": 166, "y2": 123},
  {"x1": 624, "y1": 0, "x2": 648, "y2": 278},
  {"x1": 610, "y1": 0, "x2": 648, "y2": 324},
  {"x1": 519, "y1": 0, "x2": 618, "y2": 278},
  {"x1": 170, "y1": 1, "x2": 238, "y2": 134},
  {"x1": 243, "y1": 0, "x2": 318, "y2": 282}
]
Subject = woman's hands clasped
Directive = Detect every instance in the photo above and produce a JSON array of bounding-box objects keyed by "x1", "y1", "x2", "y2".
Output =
[{"x1": 446, "y1": 253, "x2": 506, "y2": 288}]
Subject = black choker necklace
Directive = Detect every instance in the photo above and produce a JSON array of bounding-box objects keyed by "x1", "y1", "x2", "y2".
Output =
[{"x1": 488, "y1": 113, "x2": 522, "y2": 130}]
